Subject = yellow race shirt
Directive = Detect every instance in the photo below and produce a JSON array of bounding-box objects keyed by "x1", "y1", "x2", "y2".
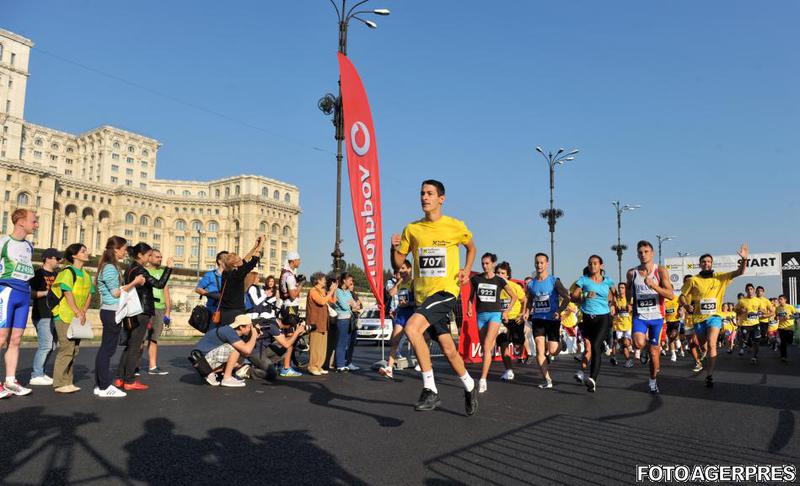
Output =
[
  {"x1": 500, "y1": 280, "x2": 526, "y2": 320},
  {"x1": 52, "y1": 266, "x2": 95, "y2": 323},
  {"x1": 561, "y1": 302, "x2": 578, "y2": 328},
  {"x1": 721, "y1": 311, "x2": 736, "y2": 332},
  {"x1": 613, "y1": 296, "x2": 632, "y2": 332},
  {"x1": 736, "y1": 297, "x2": 762, "y2": 327},
  {"x1": 664, "y1": 296, "x2": 681, "y2": 323},
  {"x1": 776, "y1": 304, "x2": 796, "y2": 331},
  {"x1": 758, "y1": 297, "x2": 773, "y2": 324},
  {"x1": 680, "y1": 271, "x2": 736, "y2": 323},
  {"x1": 398, "y1": 215, "x2": 472, "y2": 306}
]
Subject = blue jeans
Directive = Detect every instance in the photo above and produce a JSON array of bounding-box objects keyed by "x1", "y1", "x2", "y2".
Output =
[
  {"x1": 335, "y1": 318, "x2": 352, "y2": 369},
  {"x1": 32, "y1": 318, "x2": 56, "y2": 378}
]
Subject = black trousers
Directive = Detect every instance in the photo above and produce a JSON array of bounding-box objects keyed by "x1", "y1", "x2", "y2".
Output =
[
  {"x1": 119, "y1": 314, "x2": 149, "y2": 384},
  {"x1": 323, "y1": 316, "x2": 338, "y2": 370},
  {"x1": 579, "y1": 313, "x2": 612, "y2": 380},
  {"x1": 778, "y1": 329, "x2": 794, "y2": 359},
  {"x1": 95, "y1": 310, "x2": 122, "y2": 389}
]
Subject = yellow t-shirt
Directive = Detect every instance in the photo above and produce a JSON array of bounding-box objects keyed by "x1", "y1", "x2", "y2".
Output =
[
  {"x1": 613, "y1": 296, "x2": 632, "y2": 332},
  {"x1": 561, "y1": 302, "x2": 578, "y2": 328},
  {"x1": 758, "y1": 297, "x2": 773, "y2": 324},
  {"x1": 664, "y1": 296, "x2": 681, "y2": 323},
  {"x1": 680, "y1": 271, "x2": 736, "y2": 323},
  {"x1": 736, "y1": 297, "x2": 763, "y2": 327},
  {"x1": 721, "y1": 311, "x2": 736, "y2": 332},
  {"x1": 398, "y1": 215, "x2": 472, "y2": 306},
  {"x1": 52, "y1": 266, "x2": 95, "y2": 323},
  {"x1": 500, "y1": 280, "x2": 526, "y2": 320},
  {"x1": 776, "y1": 304, "x2": 795, "y2": 331}
]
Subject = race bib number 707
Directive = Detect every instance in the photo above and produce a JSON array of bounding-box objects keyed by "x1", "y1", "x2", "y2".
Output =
[{"x1": 418, "y1": 247, "x2": 447, "y2": 278}]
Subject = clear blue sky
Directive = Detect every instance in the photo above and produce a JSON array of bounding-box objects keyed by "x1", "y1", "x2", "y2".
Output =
[{"x1": 6, "y1": 1, "x2": 798, "y2": 297}]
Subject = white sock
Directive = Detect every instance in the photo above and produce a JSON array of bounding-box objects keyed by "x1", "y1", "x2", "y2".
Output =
[
  {"x1": 422, "y1": 370, "x2": 438, "y2": 393},
  {"x1": 460, "y1": 372, "x2": 475, "y2": 392},
  {"x1": 5, "y1": 376, "x2": 15, "y2": 384}
]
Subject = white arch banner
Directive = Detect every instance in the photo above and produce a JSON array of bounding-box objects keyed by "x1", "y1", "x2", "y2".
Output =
[{"x1": 665, "y1": 253, "x2": 781, "y2": 286}]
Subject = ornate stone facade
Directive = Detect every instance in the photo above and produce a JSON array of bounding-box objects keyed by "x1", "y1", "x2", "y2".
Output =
[{"x1": 0, "y1": 28, "x2": 300, "y2": 275}]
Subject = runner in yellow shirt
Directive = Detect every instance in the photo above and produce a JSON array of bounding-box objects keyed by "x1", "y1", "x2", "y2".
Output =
[
  {"x1": 494, "y1": 262, "x2": 528, "y2": 382},
  {"x1": 721, "y1": 303, "x2": 737, "y2": 354},
  {"x1": 611, "y1": 283, "x2": 633, "y2": 367},
  {"x1": 775, "y1": 295, "x2": 796, "y2": 361},
  {"x1": 391, "y1": 179, "x2": 478, "y2": 415},
  {"x1": 755, "y1": 286, "x2": 774, "y2": 345},
  {"x1": 560, "y1": 302, "x2": 582, "y2": 358},
  {"x1": 664, "y1": 295, "x2": 683, "y2": 362},
  {"x1": 735, "y1": 283, "x2": 765, "y2": 364},
  {"x1": 680, "y1": 244, "x2": 749, "y2": 387}
]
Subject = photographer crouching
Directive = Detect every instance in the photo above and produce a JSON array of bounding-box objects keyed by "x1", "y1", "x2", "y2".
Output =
[
  {"x1": 191, "y1": 314, "x2": 260, "y2": 387},
  {"x1": 254, "y1": 314, "x2": 314, "y2": 378}
]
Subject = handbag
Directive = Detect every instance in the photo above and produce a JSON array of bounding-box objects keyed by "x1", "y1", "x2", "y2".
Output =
[
  {"x1": 211, "y1": 278, "x2": 228, "y2": 326},
  {"x1": 117, "y1": 288, "x2": 143, "y2": 323},
  {"x1": 189, "y1": 304, "x2": 211, "y2": 333},
  {"x1": 67, "y1": 317, "x2": 94, "y2": 340}
]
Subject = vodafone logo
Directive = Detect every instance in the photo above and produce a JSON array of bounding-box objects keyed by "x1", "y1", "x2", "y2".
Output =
[{"x1": 350, "y1": 121, "x2": 371, "y2": 156}]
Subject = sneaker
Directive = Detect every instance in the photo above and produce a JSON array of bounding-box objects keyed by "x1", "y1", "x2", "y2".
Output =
[
  {"x1": 0, "y1": 385, "x2": 10, "y2": 399},
  {"x1": 726, "y1": 349, "x2": 733, "y2": 354},
  {"x1": 221, "y1": 377, "x2": 246, "y2": 387},
  {"x1": 234, "y1": 365, "x2": 251, "y2": 379},
  {"x1": 414, "y1": 388, "x2": 441, "y2": 411},
  {"x1": 610, "y1": 356, "x2": 618, "y2": 366},
  {"x1": 692, "y1": 362, "x2": 703, "y2": 372},
  {"x1": 624, "y1": 358, "x2": 634, "y2": 368},
  {"x1": 378, "y1": 367, "x2": 394, "y2": 379},
  {"x1": 335, "y1": 367, "x2": 349, "y2": 373},
  {"x1": 464, "y1": 385, "x2": 479, "y2": 416},
  {"x1": 780, "y1": 357, "x2": 787, "y2": 363},
  {"x1": 134, "y1": 368, "x2": 141, "y2": 377},
  {"x1": 97, "y1": 385, "x2": 127, "y2": 398},
  {"x1": 478, "y1": 378, "x2": 487, "y2": 393},
  {"x1": 661, "y1": 348, "x2": 667, "y2": 356},
  {"x1": 347, "y1": 363, "x2": 361, "y2": 371},
  {"x1": 573, "y1": 354, "x2": 583, "y2": 362},
  {"x1": 585, "y1": 377, "x2": 597, "y2": 392},
  {"x1": 649, "y1": 381, "x2": 659, "y2": 394},
  {"x1": 603, "y1": 342, "x2": 612, "y2": 356},
  {"x1": 538, "y1": 379, "x2": 553, "y2": 389},
  {"x1": 206, "y1": 373, "x2": 221, "y2": 386},
  {"x1": 500, "y1": 369, "x2": 515, "y2": 381},
  {"x1": 634, "y1": 349, "x2": 641, "y2": 360},
  {"x1": 93, "y1": 387, "x2": 100, "y2": 395},
  {"x1": 4, "y1": 380, "x2": 32, "y2": 396},
  {"x1": 148, "y1": 367, "x2": 169, "y2": 376},
  {"x1": 670, "y1": 351, "x2": 677, "y2": 362},
  {"x1": 679, "y1": 349, "x2": 685, "y2": 357},
  {"x1": 547, "y1": 355, "x2": 555, "y2": 363},
  {"x1": 574, "y1": 370, "x2": 585, "y2": 383},
  {"x1": 750, "y1": 357, "x2": 758, "y2": 365},
  {"x1": 123, "y1": 381, "x2": 149, "y2": 391},
  {"x1": 280, "y1": 367, "x2": 303, "y2": 377},
  {"x1": 320, "y1": 369, "x2": 329, "y2": 375},
  {"x1": 308, "y1": 368, "x2": 323, "y2": 376},
  {"x1": 738, "y1": 348, "x2": 745, "y2": 356},
  {"x1": 54, "y1": 385, "x2": 79, "y2": 394},
  {"x1": 113, "y1": 378, "x2": 124, "y2": 388},
  {"x1": 29, "y1": 375, "x2": 54, "y2": 386},
  {"x1": 414, "y1": 364, "x2": 421, "y2": 372},
  {"x1": 705, "y1": 375, "x2": 714, "y2": 388}
]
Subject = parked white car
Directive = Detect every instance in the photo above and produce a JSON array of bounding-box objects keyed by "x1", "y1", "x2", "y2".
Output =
[{"x1": 356, "y1": 307, "x2": 392, "y2": 343}]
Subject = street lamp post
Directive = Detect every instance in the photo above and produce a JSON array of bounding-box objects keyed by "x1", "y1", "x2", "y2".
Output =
[
  {"x1": 611, "y1": 201, "x2": 641, "y2": 282},
  {"x1": 196, "y1": 229, "x2": 204, "y2": 278},
  {"x1": 656, "y1": 234, "x2": 676, "y2": 266},
  {"x1": 534, "y1": 147, "x2": 579, "y2": 274},
  {"x1": 319, "y1": 1, "x2": 390, "y2": 274}
]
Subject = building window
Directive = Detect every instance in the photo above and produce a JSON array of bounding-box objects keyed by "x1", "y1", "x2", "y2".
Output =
[
  {"x1": 112, "y1": 153, "x2": 119, "y2": 160},
  {"x1": 191, "y1": 220, "x2": 202, "y2": 232},
  {"x1": 67, "y1": 146, "x2": 74, "y2": 153},
  {"x1": 259, "y1": 222, "x2": 267, "y2": 233},
  {"x1": 126, "y1": 157, "x2": 134, "y2": 164},
  {"x1": 153, "y1": 233, "x2": 160, "y2": 241},
  {"x1": 191, "y1": 237, "x2": 200, "y2": 257},
  {"x1": 235, "y1": 185, "x2": 240, "y2": 195},
  {"x1": 225, "y1": 187, "x2": 230, "y2": 197},
  {"x1": 139, "y1": 215, "x2": 150, "y2": 226},
  {"x1": 66, "y1": 158, "x2": 73, "y2": 165},
  {"x1": 126, "y1": 168, "x2": 133, "y2": 175},
  {"x1": 128, "y1": 145, "x2": 135, "y2": 153},
  {"x1": 207, "y1": 221, "x2": 218, "y2": 232},
  {"x1": 0, "y1": 44, "x2": 3, "y2": 62},
  {"x1": 111, "y1": 176, "x2": 118, "y2": 183},
  {"x1": 35, "y1": 138, "x2": 43, "y2": 146},
  {"x1": 0, "y1": 211, "x2": 6, "y2": 234},
  {"x1": 273, "y1": 190, "x2": 280, "y2": 200},
  {"x1": 50, "y1": 155, "x2": 58, "y2": 161},
  {"x1": 262, "y1": 187, "x2": 268, "y2": 197},
  {"x1": 167, "y1": 189, "x2": 175, "y2": 195},
  {"x1": 183, "y1": 190, "x2": 191, "y2": 197},
  {"x1": 214, "y1": 189, "x2": 220, "y2": 198},
  {"x1": 113, "y1": 142, "x2": 120, "y2": 149},
  {"x1": 125, "y1": 213, "x2": 135, "y2": 224},
  {"x1": 33, "y1": 150, "x2": 42, "y2": 158},
  {"x1": 142, "y1": 149, "x2": 149, "y2": 156},
  {"x1": 65, "y1": 169, "x2": 73, "y2": 176},
  {"x1": 9, "y1": 53, "x2": 15, "y2": 66},
  {"x1": 139, "y1": 232, "x2": 147, "y2": 239},
  {"x1": 175, "y1": 220, "x2": 186, "y2": 231},
  {"x1": 175, "y1": 245, "x2": 184, "y2": 257},
  {"x1": 111, "y1": 165, "x2": 119, "y2": 172},
  {"x1": 51, "y1": 143, "x2": 59, "y2": 150},
  {"x1": 198, "y1": 190, "x2": 206, "y2": 197},
  {"x1": 4, "y1": 100, "x2": 9, "y2": 113},
  {"x1": 215, "y1": 209, "x2": 219, "y2": 215},
  {"x1": 125, "y1": 180, "x2": 133, "y2": 186},
  {"x1": 271, "y1": 224, "x2": 279, "y2": 234},
  {"x1": 281, "y1": 251, "x2": 287, "y2": 262},
  {"x1": 282, "y1": 226, "x2": 291, "y2": 237},
  {"x1": 284, "y1": 193, "x2": 291, "y2": 203},
  {"x1": 16, "y1": 192, "x2": 30, "y2": 206},
  {"x1": 154, "y1": 218, "x2": 163, "y2": 228},
  {"x1": 140, "y1": 160, "x2": 147, "y2": 168},
  {"x1": 269, "y1": 248, "x2": 276, "y2": 259},
  {"x1": 124, "y1": 229, "x2": 133, "y2": 237}
]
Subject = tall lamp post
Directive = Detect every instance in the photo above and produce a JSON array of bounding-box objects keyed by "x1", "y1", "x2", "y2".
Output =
[
  {"x1": 656, "y1": 234, "x2": 675, "y2": 266},
  {"x1": 535, "y1": 146, "x2": 579, "y2": 274},
  {"x1": 677, "y1": 251, "x2": 692, "y2": 282},
  {"x1": 611, "y1": 201, "x2": 640, "y2": 282},
  {"x1": 196, "y1": 229, "x2": 204, "y2": 278},
  {"x1": 318, "y1": 1, "x2": 390, "y2": 274}
]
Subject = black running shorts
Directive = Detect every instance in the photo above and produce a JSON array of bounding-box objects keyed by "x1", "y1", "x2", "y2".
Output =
[
  {"x1": 532, "y1": 318, "x2": 561, "y2": 342},
  {"x1": 416, "y1": 291, "x2": 458, "y2": 338}
]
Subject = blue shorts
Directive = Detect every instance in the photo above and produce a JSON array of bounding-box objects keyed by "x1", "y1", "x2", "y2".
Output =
[
  {"x1": 694, "y1": 316, "x2": 722, "y2": 336},
  {"x1": 394, "y1": 310, "x2": 414, "y2": 327},
  {"x1": 0, "y1": 286, "x2": 31, "y2": 330},
  {"x1": 476, "y1": 312, "x2": 502, "y2": 330},
  {"x1": 632, "y1": 317, "x2": 664, "y2": 346}
]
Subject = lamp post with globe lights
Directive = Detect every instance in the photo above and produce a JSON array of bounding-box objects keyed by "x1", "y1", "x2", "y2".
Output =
[{"x1": 535, "y1": 146, "x2": 579, "y2": 274}]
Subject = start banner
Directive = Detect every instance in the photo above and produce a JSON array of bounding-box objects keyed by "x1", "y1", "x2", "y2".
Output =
[{"x1": 665, "y1": 253, "x2": 781, "y2": 287}]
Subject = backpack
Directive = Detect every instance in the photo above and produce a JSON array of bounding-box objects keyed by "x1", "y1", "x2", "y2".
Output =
[
  {"x1": 279, "y1": 268, "x2": 293, "y2": 301},
  {"x1": 45, "y1": 267, "x2": 77, "y2": 311}
]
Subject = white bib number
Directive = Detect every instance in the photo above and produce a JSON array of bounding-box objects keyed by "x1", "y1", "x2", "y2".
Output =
[
  {"x1": 619, "y1": 311, "x2": 630, "y2": 318},
  {"x1": 477, "y1": 283, "x2": 498, "y2": 303},
  {"x1": 637, "y1": 297, "x2": 657, "y2": 312},
  {"x1": 500, "y1": 298, "x2": 511, "y2": 311},
  {"x1": 747, "y1": 312, "x2": 759, "y2": 322},
  {"x1": 699, "y1": 298, "x2": 716, "y2": 315},
  {"x1": 534, "y1": 294, "x2": 551, "y2": 314},
  {"x1": 418, "y1": 247, "x2": 446, "y2": 278}
]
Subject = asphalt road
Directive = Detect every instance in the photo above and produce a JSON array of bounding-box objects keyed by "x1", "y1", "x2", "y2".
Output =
[{"x1": 0, "y1": 342, "x2": 798, "y2": 486}]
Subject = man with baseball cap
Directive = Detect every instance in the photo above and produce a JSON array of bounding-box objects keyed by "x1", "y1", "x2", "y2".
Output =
[
  {"x1": 279, "y1": 251, "x2": 303, "y2": 322},
  {"x1": 29, "y1": 248, "x2": 61, "y2": 386},
  {"x1": 193, "y1": 314, "x2": 259, "y2": 387}
]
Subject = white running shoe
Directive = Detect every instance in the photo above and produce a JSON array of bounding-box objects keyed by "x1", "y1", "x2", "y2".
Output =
[
  {"x1": 649, "y1": 380, "x2": 659, "y2": 394},
  {"x1": 0, "y1": 386, "x2": 10, "y2": 399},
  {"x1": 624, "y1": 359, "x2": 634, "y2": 368},
  {"x1": 692, "y1": 362, "x2": 703, "y2": 372},
  {"x1": 347, "y1": 363, "x2": 361, "y2": 371},
  {"x1": 680, "y1": 348, "x2": 685, "y2": 357},
  {"x1": 414, "y1": 364, "x2": 421, "y2": 372},
  {"x1": 500, "y1": 369, "x2": 515, "y2": 381},
  {"x1": 4, "y1": 380, "x2": 31, "y2": 396},
  {"x1": 221, "y1": 377, "x2": 246, "y2": 387},
  {"x1": 378, "y1": 366, "x2": 394, "y2": 379},
  {"x1": 574, "y1": 370, "x2": 585, "y2": 383},
  {"x1": 585, "y1": 377, "x2": 597, "y2": 392},
  {"x1": 538, "y1": 379, "x2": 553, "y2": 389},
  {"x1": 93, "y1": 387, "x2": 99, "y2": 395},
  {"x1": 478, "y1": 378, "x2": 487, "y2": 393},
  {"x1": 97, "y1": 385, "x2": 127, "y2": 398},
  {"x1": 670, "y1": 351, "x2": 677, "y2": 362},
  {"x1": 634, "y1": 349, "x2": 641, "y2": 360},
  {"x1": 29, "y1": 375, "x2": 54, "y2": 386}
]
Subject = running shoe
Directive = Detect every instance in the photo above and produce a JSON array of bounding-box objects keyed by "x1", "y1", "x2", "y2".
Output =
[
  {"x1": 148, "y1": 367, "x2": 169, "y2": 376},
  {"x1": 780, "y1": 357, "x2": 787, "y2": 363},
  {"x1": 114, "y1": 378, "x2": 124, "y2": 388},
  {"x1": 378, "y1": 366, "x2": 394, "y2": 379},
  {"x1": 634, "y1": 349, "x2": 641, "y2": 360},
  {"x1": 221, "y1": 377, "x2": 246, "y2": 387},
  {"x1": 414, "y1": 388, "x2": 441, "y2": 411},
  {"x1": 96, "y1": 385, "x2": 127, "y2": 398},
  {"x1": 4, "y1": 380, "x2": 32, "y2": 396},
  {"x1": 280, "y1": 367, "x2": 303, "y2": 377},
  {"x1": 205, "y1": 373, "x2": 220, "y2": 386},
  {"x1": 661, "y1": 348, "x2": 667, "y2": 356},
  {"x1": 726, "y1": 349, "x2": 733, "y2": 354},
  {"x1": 679, "y1": 348, "x2": 685, "y2": 357},
  {"x1": 574, "y1": 370, "x2": 585, "y2": 383},
  {"x1": 585, "y1": 377, "x2": 597, "y2": 392},
  {"x1": 414, "y1": 364, "x2": 421, "y2": 372},
  {"x1": 478, "y1": 378, "x2": 487, "y2": 394},
  {"x1": 538, "y1": 379, "x2": 553, "y2": 389},
  {"x1": 692, "y1": 362, "x2": 703, "y2": 372},
  {"x1": 603, "y1": 341, "x2": 611, "y2": 356},
  {"x1": 464, "y1": 385, "x2": 479, "y2": 416},
  {"x1": 123, "y1": 381, "x2": 149, "y2": 391},
  {"x1": 705, "y1": 375, "x2": 714, "y2": 388},
  {"x1": 134, "y1": 368, "x2": 140, "y2": 377},
  {"x1": 738, "y1": 348, "x2": 745, "y2": 356},
  {"x1": 649, "y1": 381, "x2": 659, "y2": 394},
  {"x1": 500, "y1": 369, "x2": 515, "y2": 381},
  {"x1": 624, "y1": 358, "x2": 634, "y2": 368},
  {"x1": 234, "y1": 364, "x2": 251, "y2": 379},
  {"x1": 347, "y1": 363, "x2": 361, "y2": 371},
  {"x1": 54, "y1": 385, "x2": 80, "y2": 394},
  {"x1": 670, "y1": 351, "x2": 677, "y2": 362},
  {"x1": 335, "y1": 367, "x2": 349, "y2": 373},
  {"x1": 750, "y1": 357, "x2": 758, "y2": 365},
  {"x1": 308, "y1": 368, "x2": 323, "y2": 376},
  {"x1": 610, "y1": 356, "x2": 618, "y2": 366},
  {"x1": 573, "y1": 354, "x2": 583, "y2": 362},
  {"x1": 29, "y1": 375, "x2": 54, "y2": 386},
  {"x1": 0, "y1": 385, "x2": 10, "y2": 399}
]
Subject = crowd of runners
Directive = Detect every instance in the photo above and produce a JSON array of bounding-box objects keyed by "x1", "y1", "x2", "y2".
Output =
[{"x1": 0, "y1": 180, "x2": 797, "y2": 417}]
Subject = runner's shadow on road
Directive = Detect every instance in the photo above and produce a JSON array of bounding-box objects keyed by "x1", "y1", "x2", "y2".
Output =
[{"x1": 280, "y1": 381, "x2": 407, "y2": 427}]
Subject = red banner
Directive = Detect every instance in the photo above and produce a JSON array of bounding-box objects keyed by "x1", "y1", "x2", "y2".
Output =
[{"x1": 338, "y1": 53, "x2": 384, "y2": 314}]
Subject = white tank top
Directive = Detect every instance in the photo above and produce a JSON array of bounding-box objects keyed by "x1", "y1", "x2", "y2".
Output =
[{"x1": 633, "y1": 264, "x2": 664, "y2": 321}]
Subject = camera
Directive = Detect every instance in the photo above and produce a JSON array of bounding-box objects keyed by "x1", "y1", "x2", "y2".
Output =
[
  {"x1": 299, "y1": 323, "x2": 317, "y2": 334},
  {"x1": 296, "y1": 274, "x2": 307, "y2": 285}
]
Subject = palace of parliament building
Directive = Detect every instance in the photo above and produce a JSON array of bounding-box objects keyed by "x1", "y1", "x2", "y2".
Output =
[{"x1": 0, "y1": 28, "x2": 300, "y2": 276}]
